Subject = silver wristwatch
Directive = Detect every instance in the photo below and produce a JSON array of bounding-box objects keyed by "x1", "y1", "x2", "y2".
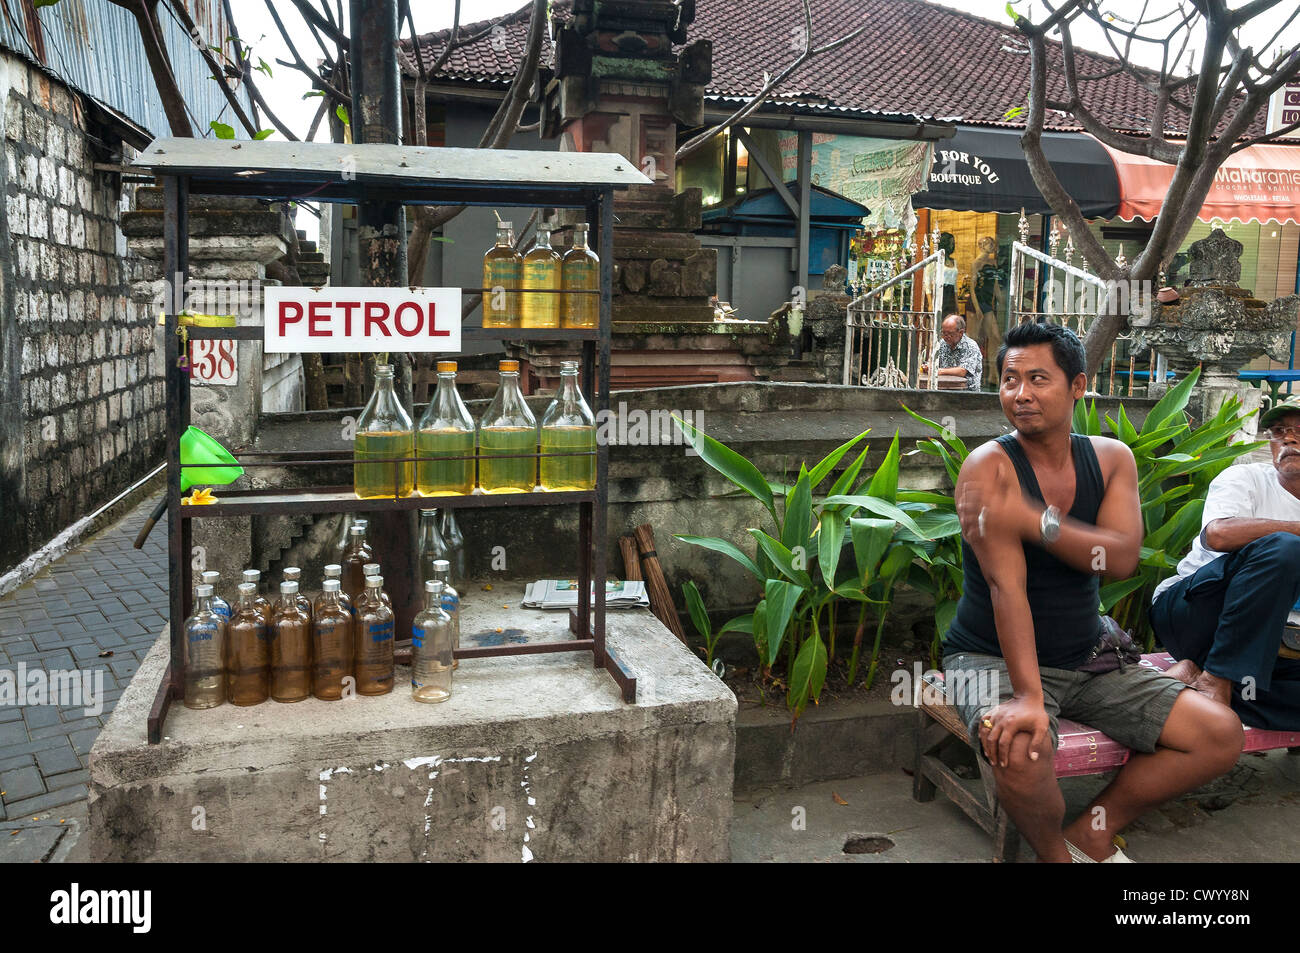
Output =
[{"x1": 1040, "y1": 505, "x2": 1061, "y2": 545}]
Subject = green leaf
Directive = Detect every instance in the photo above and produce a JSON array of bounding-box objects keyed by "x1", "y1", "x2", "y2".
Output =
[
  {"x1": 826, "y1": 445, "x2": 871, "y2": 502},
  {"x1": 850, "y1": 517, "x2": 895, "y2": 586},
  {"x1": 880, "y1": 542, "x2": 915, "y2": 580},
  {"x1": 209, "y1": 120, "x2": 235, "y2": 140},
  {"x1": 673, "y1": 535, "x2": 763, "y2": 581},
  {"x1": 864, "y1": 430, "x2": 902, "y2": 504},
  {"x1": 1145, "y1": 498, "x2": 1204, "y2": 552},
  {"x1": 896, "y1": 509, "x2": 962, "y2": 542},
  {"x1": 718, "y1": 613, "x2": 754, "y2": 636},
  {"x1": 302, "y1": 90, "x2": 326, "y2": 99},
  {"x1": 748, "y1": 530, "x2": 813, "y2": 589},
  {"x1": 1003, "y1": 105, "x2": 1025, "y2": 121},
  {"x1": 336, "y1": 104, "x2": 350, "y2": 125},
  {"x1": 1073, "y1": 397, "x2": 1090, "y2": 435},
  {"x1": 1141, "y1": 367, "x2": 1200, "y2": 436},
  {"x1": 253, "y1": 129, "x2": 275, "y2": 140},
  {"x1": 1005, "y1": 1, "x2": 1020, "y2": 22},
  {"x1": 787, "y1": 632, "x2": 828, "y2": 718},
  {"x1": 896, "y1": 490, "x2": 955, "y2": 505},
  {"x1": 782, "y1": 468, "x2": 813, "y2": 558},
  {"x1": 682, "y1": 581, "x2": 710, "y2": 642},
  {"x1": 257, "y1": 57, "x2": 273, "y2": 78},
  {"x1": 935, "y1": 598, "x2": 957, "y2": 640},
  {"x1": 825, "y1": 495, "x2": 929, "y2": 540},
  {"x1": 33, "y1": 0, "x2": 60, "y2": 7},
  {"x1": 675, "y1": 415, "x2": 777, "y2": 525},
  {"x1": 765, "y1": 579, "x2": 806, "y2": 665},
  {"x1": 1099, "y1": 575, "x2": 1147, "y2": 613},
  {"x1": 818, "y1": 510, "x2": 846, "y2": 590},
  {"x1": 807, "y1": 430, "x2": 871, "y2": 491},
  {"x1": 752, "y1": 599, "x2": 768, "y2": 659}
]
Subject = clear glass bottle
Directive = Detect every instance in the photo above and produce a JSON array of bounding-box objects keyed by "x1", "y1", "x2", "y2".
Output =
[
  {"x1": 354, "y1": 363, "x2": 415, "y2": 498},
  {"x1": 562, "y1": 222, "x2": 599, "y2": 329},
  {"x1": 355, "y1": 574, "x2": 396, "y2": 696},
  {"x1": 482, "y1": 220, "x2": 522, "y2": 329},
  {"x1": 412, "y1": 579, "x2": 454, "y2": 703},
  {"x1": 431, "y1": 558, "x2": 460, "y2": 670},
  {"x1": 478, "y1": 359, "x2": 538, "y2": 493},
  {"x1": 521, "y1": 226, "x2": 561, "y2": 328},
  {"x1": 200, "y1": 571, "x2": 232, "y2": 622},
  {"x1": 183, "y1": 583, "x2": 227, "y2": 710},
  {"x1": 270, "y1": 580, "x2": 312, "y2": 703},
  {"x1": 333, "y1": 515, "x2": 365, "y2": 564},
  {"x1": 439, "y1": 509, "x2": 466, "y2": 591},
  {"x1": 416, "y1": 361, "x2": 476, "y2": 496},
  {"x1": 241, "y1": 568, "x2": 273, "y2": 628},
  {"x1": 227, "y1": 582, "x2": 269, "y2": 707},
  {"x1": 281, "y1": 567, "x2": 313, "y2": 622},
  {"x1": 322, "y1": 564, "x2": 354, "y2": 621},
  {"x1": 342, "y1": 523, "x2": 373, "y2": 605},
  {"x1": 539, "y1": 360, "x2": 597, "y2": 491},
  {"x1": 362, "y1": 563, "x2": 393, "y2": 608},
  {"x1": 312, "y1": 579, "x2": 354, "y2": 701},
  {"x1": 418, "y1": 509, "x2": 450, "y2": 589}
]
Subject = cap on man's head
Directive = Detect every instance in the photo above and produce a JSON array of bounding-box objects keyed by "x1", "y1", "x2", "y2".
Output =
[{"x1": 1260, "y1": 395, "x2": 1300, "y2": 430}]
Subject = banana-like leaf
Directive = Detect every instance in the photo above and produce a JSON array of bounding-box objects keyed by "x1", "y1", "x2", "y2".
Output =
[
  {"x1": 674, "y1": 534, "x2": 763, "y2": 580},
  {"x1": 682, "y1": 580, "x2": 710, "y2": 640},
  {"x1": 782, "y1": 468, "x2": 814, "y2": 559},
  {"x1": 818, "y1": 510, "x2": 847, "y2": 591},
  {"x1": 1073, "y1": 397, "x2": 1092, "y2": 436},
  {"x1": 719, "y1": 613, "x2": 755, "y2": 635},
  {"x1": 826, "y1": 444, "x2": 872, "y2": 502},
  {"x1": 897, "y1": 490, "x2": 955, "y2": 505},
  {"x1": 862, "y1": 431, "x2": 902, "y2": 503},
  {"x1": 1145, "y1": 498, "x2": 1204, "y2": 552},
  {"x1": 900, "y1": 404, "x2": 971, "y2": 460},
  {"x1": 1141, "y1": 367, "x2": 1200, "y2": 435},
  {"x1": 807, "y1": 430, "x2": 872, "y2": 491},
  {"x1": 895, "y1": 509, "x2": 962, "y2": 542},
  {"x1": 675, "y1": 414, "x2": 776, "y2": 524},
  {"x1": 935, "y1": 599, "x2": 958, "y2": 640},
  {"x1": 787, "y1": 632, "x2": 828, "y2": 717},
  {"x1": 1099, "y1": 574, "x2": 1147, "y2": 612},
  {"x1": 748, "y1": 529, "x2": 814, "y2": 589},
  {"x1": 850, "y1": 517, "x2": 895, "y2": 586},
  {"x1": 764, "y1": 579, "x2": 806, "y2": 665},
  {"x1": 825, "y1": 495, "x2": 929, "y2": 539}
]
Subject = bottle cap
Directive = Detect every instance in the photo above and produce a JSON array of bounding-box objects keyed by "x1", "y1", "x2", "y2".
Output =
[
  {"x1": 561, "y1": 360, "x2": 579, "y2": 372},
  {"x1": 237, "y1": 582, "x2": 256, "y2": 595},
  {"x1": 426, "y1": 579, "x2": 444, "y2": 594},
  {"x1": 355, "y1": 519, "x2": 368, "y2": 529},
  {"x1": 437, "y1": 361, "x2": 457, "y2": 373},
  {"x1": 322, "y1": 579, "x2": 341, "y2": 592},
  {"x1": 242, "y1": 569, "x2": 260, "y2": 582},
  {"x1": 376, "y1": 364, "x2": 394, "y2": 376},
  {"x1": 420, "y1": 508, "x2": 437, "y2": 516},
  {"x1": 324, "y1": 564, "x2": 342, "y2": 577},
  {"x1": 196, "y1": 584, "x2": 214, "y2": 597},
  {"x1": 201, "y1": 570, "x2": 220, "y2": 582},
  {"x1": 499, "y1": 221, "x2": 512, "y2": 229},
  {"x1": 499, "y1": 359, "x2": 520, "y2": 373},
  {"x1": 350, "y1": 524, "x2": 365, "y2": 536},
  {"x1": 364, "y1": 563, "x2": 381, "y2": 575},
  {"x1": 283, "y1": 567, "x2": 302, "y2": 580},
  {"x1": 366, "y1": 576, "x2": 384, "y2": 588},
  {"x1": 281, "y1": 581, "x2": 299, "y2": 594},
  {"x1": 432, "y1": 559, "x2": 450, "y2": 572}
]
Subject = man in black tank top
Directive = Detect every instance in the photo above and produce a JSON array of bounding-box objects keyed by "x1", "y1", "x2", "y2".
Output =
[{"x1": 945, "y1": 321, "x2": 1242, "y2": 862}]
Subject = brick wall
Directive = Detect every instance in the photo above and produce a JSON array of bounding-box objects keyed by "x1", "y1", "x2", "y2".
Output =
[{"x1": 0, "y1": 55, "x2": 164, "y2": 574}]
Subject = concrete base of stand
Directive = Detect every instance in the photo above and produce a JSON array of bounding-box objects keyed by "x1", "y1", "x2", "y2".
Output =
[{"x1": 86, "y1": 584, "x2": 736, "y2": 862}]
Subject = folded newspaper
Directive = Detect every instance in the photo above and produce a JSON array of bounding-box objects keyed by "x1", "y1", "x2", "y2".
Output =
[{"x1": 522, "y1": 579, "x2": 649, "y2": 610}]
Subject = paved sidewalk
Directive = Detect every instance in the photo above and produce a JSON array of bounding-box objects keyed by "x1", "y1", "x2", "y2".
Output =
[{"x1": 0, "y1": 495, "x2": 167, "y2": 833}]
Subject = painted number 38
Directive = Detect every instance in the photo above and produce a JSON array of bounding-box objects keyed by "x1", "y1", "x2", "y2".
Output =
[{"x1": 191, "y1": 340, "x2": 237, "y2": 385}]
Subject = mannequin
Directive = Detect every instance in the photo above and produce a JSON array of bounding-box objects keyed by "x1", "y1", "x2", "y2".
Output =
[
  {"x1": 969, "y1": 235, "x2": 1005, "y2": 387},
  {"x1": 924, "y1": 232, "x2": 959, "y2": 315}
]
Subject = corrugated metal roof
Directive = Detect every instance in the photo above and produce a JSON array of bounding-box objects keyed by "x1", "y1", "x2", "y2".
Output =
[{"x1": 0, "y1": 0, "x2": 253, "y2": 139}]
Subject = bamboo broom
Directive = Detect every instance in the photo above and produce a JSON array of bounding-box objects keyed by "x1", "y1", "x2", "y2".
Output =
[
  {"x1": 619, "y1": 535, "x2": 643, "y2": 581},
  {"x1": 633, "y1": 523, "x2": 686, "y2": 643}
]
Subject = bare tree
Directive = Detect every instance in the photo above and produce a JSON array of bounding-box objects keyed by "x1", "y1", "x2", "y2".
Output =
[{"x1": 1014, "y1": 0, "x2": 1300, "y2": 375}]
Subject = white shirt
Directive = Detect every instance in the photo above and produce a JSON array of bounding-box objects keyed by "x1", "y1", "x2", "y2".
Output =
[{"x1": 1152, "y1": 461, "x2": 1300, "y2": 602}]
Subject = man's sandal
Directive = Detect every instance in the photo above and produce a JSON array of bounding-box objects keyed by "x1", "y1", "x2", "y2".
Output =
[{"x1": 1065, "y1": 840, "x2": 1135, "y2": 863}]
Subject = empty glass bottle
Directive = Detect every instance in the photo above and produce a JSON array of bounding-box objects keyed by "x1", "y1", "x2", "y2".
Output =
[
  {"x1": 281, "y1": 567, "x2": 313, "y2": 622},
  {"x1": 355, "y1": 574, "x2": 396, "y2": 696},
  {"x1": 416, "y1": 361, "x2": 476, "y2": 496},
  {"x1": 312, "y1": 579, "x2": 354, "y2": 701},
  {"x1": 241, "y1": 569, "x2": 273, "y2": 627},
  {"x1": 562, "y1": 222, "x2": 599, "y2": 329},
  {"x1": 521, "y1": 226, "x2": 561, "y2": 328},
  {"x1": 342, "y1": 523, "x2": 374, "y2": 604},
  {"x1": 354, "y1": 363, "x2": 415, "y2": 498},
  {"x1": 270, "y1": 580, "x2": 312, "y2": 703},
  {"x1": 227, "y1": 582, "x2": 269, "y2": 707},
  {"x1": 183, "y1": 583, "x2": 227, "y2": 710},
  {"x1": 482, "y1": 220, "x2": 522, "y2": 329},
  {"x1": 418, "y1": 509, "x2": 450, "y2": 589},
  {"x1": 539, "y1": 361, "x2": 596, "y2": 491},
  {"x1": 412, "y1": 579, "x2": 453, "y2": 703},
  {"x1": 439, "y1": 508, "x2": 467, "y2": 591},
  {"x1": 431, "y1": 558, "x2": 460, "y2": 670},
  {"x1": 200, "y1": 571, "x2": 232, "y2": 622},
  {"x1": 362, "y1": 563, "x2": 393, "y2": 608},
  {"x1": 322, "y1": 564, "x2": 354, "y2": 621},
  {"x1": 478, "y1": 360, "x2": 538, "y2": 493}
]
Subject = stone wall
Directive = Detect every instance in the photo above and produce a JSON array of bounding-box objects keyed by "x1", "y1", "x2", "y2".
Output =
[{"x1": 0, "y1": 54, "x2": 163, "y2": 575}]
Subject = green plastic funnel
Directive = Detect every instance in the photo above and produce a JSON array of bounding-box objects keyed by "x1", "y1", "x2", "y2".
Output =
[{"x1": 179, "y1": 426, "x2": 243, "y2": 492}]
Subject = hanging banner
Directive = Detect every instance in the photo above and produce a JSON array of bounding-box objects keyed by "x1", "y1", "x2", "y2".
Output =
[{"x1": 264, "y1": 286, "x2": 462, "y2": 353}]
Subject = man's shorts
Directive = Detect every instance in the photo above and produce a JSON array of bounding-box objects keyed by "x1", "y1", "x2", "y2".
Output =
[{"x1": 942, "y1": 651, "x2": 1188, "y2": 755}]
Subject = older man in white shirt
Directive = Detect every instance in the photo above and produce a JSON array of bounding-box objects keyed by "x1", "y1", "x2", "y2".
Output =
[{"x1": 922, "y1": 314, "x2": 983, "y2": 391}]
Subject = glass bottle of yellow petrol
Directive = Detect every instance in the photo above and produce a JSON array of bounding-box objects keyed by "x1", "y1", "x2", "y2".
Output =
[
  {"x1": 415, "y1": 361, "x2": 475, "y2": 496},
  {"x1": 478, "y1": 359, "x2": 537, "y2": 493},
  {"x1": 354, "y1": 363, "x2": 414, "y2": 498},
  {"x1": 539, "y1": 361, "x2": 596, "y2": 491},
  {"x1": 562, "y1": 222, "x2": 599, "y2": 328},
  {"x1": 482, "y1": 220, "x2": 521, "y2": 329},
  {"x1": 521, "y1": 226, "x2": 561, "y2": 328}
]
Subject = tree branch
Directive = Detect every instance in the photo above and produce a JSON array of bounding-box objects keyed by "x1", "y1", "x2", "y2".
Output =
[
  {"x1": 166, "y1": 0, "x2": 259, "y2": 137},
  {"x1": 265, "y1": 0, "x2": 351, "y2": 105},
  {"x1": 290, "y1": 0, "x2": 348, "y2": 49}
]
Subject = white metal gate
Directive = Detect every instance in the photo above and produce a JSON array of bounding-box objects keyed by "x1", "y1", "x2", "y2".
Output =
[{"x1": 842, "y1": 243, "x2": 945, "y2": 390}]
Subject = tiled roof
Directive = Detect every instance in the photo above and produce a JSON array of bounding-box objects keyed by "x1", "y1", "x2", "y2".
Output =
[{"x1": 405, "y1": 0, "x2": 1265, "y2": 138}]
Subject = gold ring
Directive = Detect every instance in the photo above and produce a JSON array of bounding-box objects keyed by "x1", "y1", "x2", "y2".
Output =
[{"x1": 982, "y1": 717, "x2": 994, "y2": 729}]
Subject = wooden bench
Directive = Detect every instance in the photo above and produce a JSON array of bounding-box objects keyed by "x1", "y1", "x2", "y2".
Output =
[{"x1": 911, "y1": 651, "x2": 1300, "y2": 862}]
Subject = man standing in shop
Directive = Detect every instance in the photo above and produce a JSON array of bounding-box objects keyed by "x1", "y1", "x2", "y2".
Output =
[
  {"x1": 1150, "y1": 396, "x2": 1300, "y2": 729},
  {"x1": 922, "y1": 315, "x2": 983, "y2": 391},
  {"x1": 945, "y1": 321, "x2": 1242, "y2": 861}
]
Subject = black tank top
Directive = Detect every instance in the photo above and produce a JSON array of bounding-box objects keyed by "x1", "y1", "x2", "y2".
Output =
[{"x1": 945, "y1": 433, "x2": 1105, "y2": 670}]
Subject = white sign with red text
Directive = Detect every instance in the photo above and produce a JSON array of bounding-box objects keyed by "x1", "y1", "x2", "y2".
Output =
[{"x1": 263, "y1": 286, "x2": 461, "y2": 353}]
